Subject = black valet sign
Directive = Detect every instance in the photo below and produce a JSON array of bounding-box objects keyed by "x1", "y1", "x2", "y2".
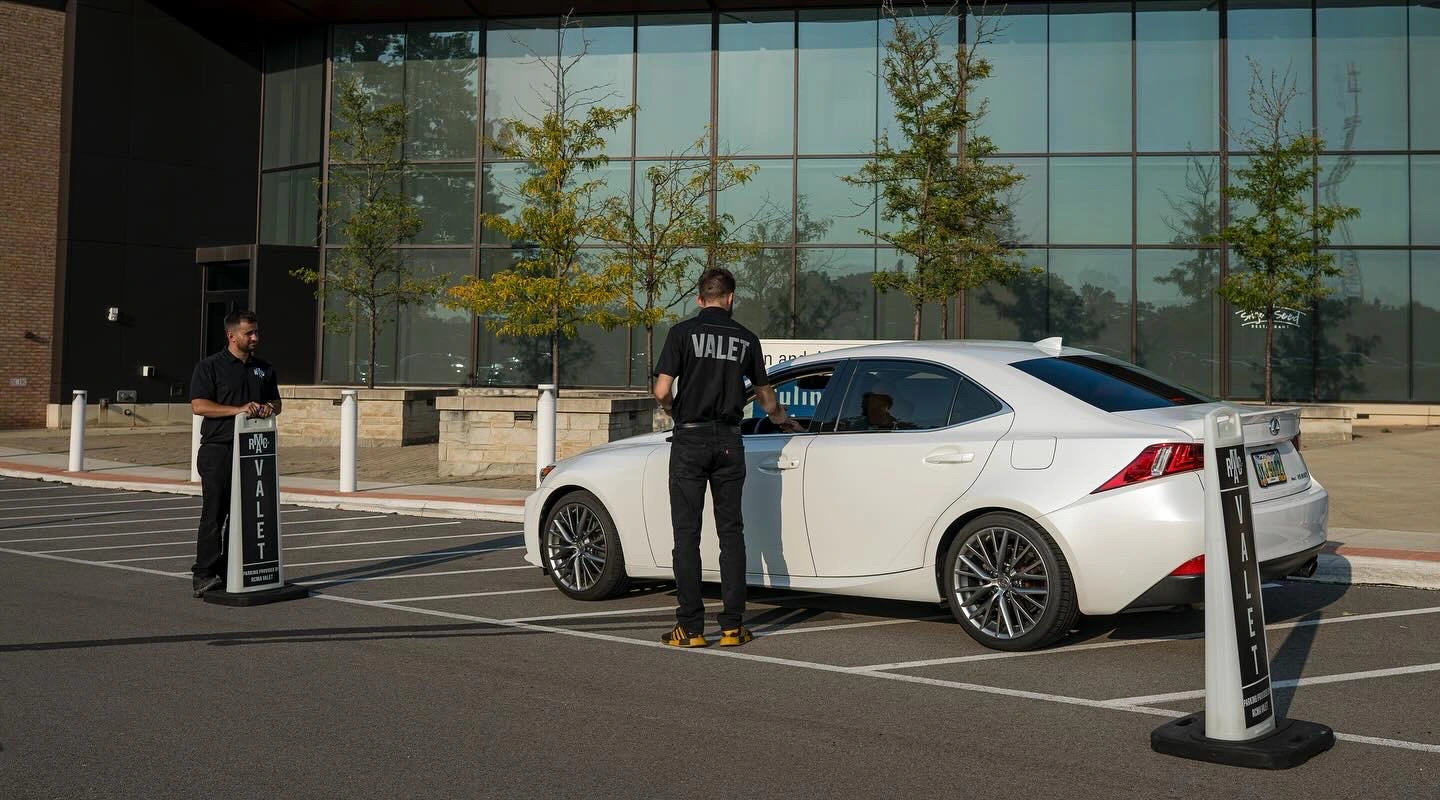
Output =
[
  {"x1": 1215, "y1": 440, "x2": 1275, "y2": 730},
  {"x1": 228, "y1": 414, "x2": 282, "y2": 591}
]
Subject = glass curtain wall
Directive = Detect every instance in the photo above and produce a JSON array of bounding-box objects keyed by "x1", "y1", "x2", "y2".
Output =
[{"x1": 257, "y1": 3, "x2": 1440, "y2": 401}]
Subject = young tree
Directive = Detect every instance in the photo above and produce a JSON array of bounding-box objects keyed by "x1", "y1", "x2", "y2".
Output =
[
  {"x1": 293, "y1": 76, "x2": 451, "y2": 389},
  {"x1": 601, "y1": 131, "x2": 758, "y2": 372},
  {"x1": 445, "y1": 17, "x2": 635, "y2": 388},
  {"x1": 846, "y1": 1, "x2": 1029, "y2": 339},
  {"x1": 1211, "y1": 59, "x2": 1359, "y2": 404}
]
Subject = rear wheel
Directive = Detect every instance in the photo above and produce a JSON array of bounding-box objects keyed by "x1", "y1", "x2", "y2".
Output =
[
  {"x1": 943, "y1": 512, "x2": 1077, "y2": 651},
  {"x1": 542, "y1": 491, "x2": 629, "y2": 601}
]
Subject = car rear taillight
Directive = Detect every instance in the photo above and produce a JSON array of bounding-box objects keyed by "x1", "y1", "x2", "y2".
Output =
[
  {"x1": 1092, "y1": 443, "x2": 1204, "y2": 493},
  {"x1": 1169, "y1": 555, "x2": 1204, "y2": 576}
]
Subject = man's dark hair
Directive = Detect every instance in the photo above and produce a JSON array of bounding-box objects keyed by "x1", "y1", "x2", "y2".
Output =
[
  {"x1": 697, "y1": 268, "x2": 736, "y2": 302},
  {"x1": 223, "y1": 310, "x2": 258, "y2": 332}
]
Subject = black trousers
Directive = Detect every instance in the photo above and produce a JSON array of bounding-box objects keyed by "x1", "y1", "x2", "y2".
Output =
[
  {"x1": 669, "y1": 426, "x2": 747, "y2": 632},
  {"x1": 193, "y1": 442, "x2": 233, "y2": 581}
]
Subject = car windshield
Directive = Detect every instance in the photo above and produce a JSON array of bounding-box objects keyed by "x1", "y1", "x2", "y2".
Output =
[{"x1": 1010, "y1": 355, "x2": 1213, "y2": 412}]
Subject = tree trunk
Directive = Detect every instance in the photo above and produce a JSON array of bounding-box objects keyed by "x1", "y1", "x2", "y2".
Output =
[
  {"x1": 940, "y1": 300, "x2": 949, "y2": 339},
  {"x1": 1264, "y1": 312, "x2": 1274, "y2": 406},
  {"x1": 912, "y1": 302, "x2": 922, "y2": 340},
  {"x1": 645, "y1": 325, "x2": 654, "y2": 386},
  {"x1": 550, "y1": 330, "x2": 559, "y2": 389},
  {"x1": 366, "y1": 310, "x2": 377, "y2": 390}
]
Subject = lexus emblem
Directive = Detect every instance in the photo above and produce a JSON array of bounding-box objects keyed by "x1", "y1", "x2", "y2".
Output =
[{"x1": 1269, "y1": 418, "x2": 1281, "y2": 436}]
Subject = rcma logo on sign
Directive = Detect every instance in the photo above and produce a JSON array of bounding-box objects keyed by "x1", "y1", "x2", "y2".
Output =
[{"x1": 246, "y1": 433, "x2": 271, "y2": 453}]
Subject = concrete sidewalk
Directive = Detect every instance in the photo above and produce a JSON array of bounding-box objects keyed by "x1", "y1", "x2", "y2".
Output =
[{"x1": 1, "y1": 424, "x2": 1436, "y2": 590}]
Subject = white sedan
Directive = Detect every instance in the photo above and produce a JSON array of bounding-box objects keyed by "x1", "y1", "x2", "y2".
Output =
[{"x1": 522, "y1": 339, "x2": 1328, "y2": 651}]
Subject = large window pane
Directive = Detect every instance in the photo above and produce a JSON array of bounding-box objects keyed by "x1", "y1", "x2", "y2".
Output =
[
  {"x1": 1137, "y1": 249, "x2": 1220, "y2": 395},
  {"x1": 877, "y1": 249, "x2": 943, "y2": 339},
  {"x1": 719, "y1": 12, "x2": 794, "y2": 155},
  {"x1": 970, "y1": 5, "x2": 1046, "y2": 153},
  {"x1": 1048, "y1": 249, "x2": 1132, "y2": 359},
  {"x1": 562, "y1": 319, "x2": 631, "y2": 387},
  {"x1": 731, "y1": 247, "x2": 793, "y2": 337},
  {"x1": 408, "y1": 165, "x2": 475, "y2": 245},
  {"x1": 879, "y1": 11, "x2": 956, "y2": 149},
  {"x1": 563, "y1": 16, "x2": 634, "y2": 158},
  {"x1": 479, "y1": 161, "x2": 529, "y2": 245},
  {"x1": 1319, "y1": 155, "x2": 1409, "y2": 246},
  {"x1": 1317, "y1": 3, "x2": 1407, "y2": 151},
  {"x1": 332, "y1": 25, "x2": 405, "y2": 109},
  {"x1": 986, "y1": 158, "x2": 1046, "y2": 245},
  {"x1": 1317, "y1": 250, "x2": 1409, "y2": 401},
  {"x1": 1136, "y1": 2, "x2": 1219, "y2": 152},
  {"x1": 718, "y1": 159, "x2": 793, "y2": 243},
  {"x1": 404, "y1": 25, "x2": 478, "y2": 161},
  {"x1": 797, "y1": 159, "x2": 874, "y2": 244},
  {"x1": 1414, "y1": 156, "x2": 1440, "y2": 245},
  {"x1": 262, "y1": 30, "x2": 324, "y2": 169},
  {"x1": 796, "y1": 248, "x2": 875, "y2": 338},
  {"x1": 1226, "y1": 258, "x2": 1316, "y2": 402},
  {"x1": 1049, "y1": 5, "x2": 1131, "y2": 153},
  {"x1": 472, "y1": 250, "x2": 541, "y2": 386},
  {"x1": 484, "y1": 20, "x2": 557, "y2": 157},
  {"x1": 799, "y1": 9, "x2": 878, "y2": 154},
  {"x1": 636, "y1": 15, "x2": 711, "y2": 157},
  {"x1": 1137, "y1": 155, "x2": 1222, "y2": 245},
  {"x1": 1415, "y1": 251, "x2": 1440, "y2": 400},
  {"x1": 1228, "y1": 2, "x2": 1312, "y2": 146},
  {"x1": 395, "y1": 249, "x2": 473, "y2": 385},
  {"x1": 967, "y1": 249, "x2": 1048, "y2": 340},
  {"x1": 1050, "y1": 158, "x2": 1131, "y2": 244},
  {"x1": 259, "y1": 167, "x2": 320, "y2": 246},
  {"x1": 1413, "y1": 3, "x2": 1440, "y2": 149}
]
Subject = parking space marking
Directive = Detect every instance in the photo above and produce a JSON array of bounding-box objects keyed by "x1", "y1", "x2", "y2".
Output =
[
  {"x1": 30, "y1": 523, "x2": 514, "y2": 555},
  {"x1": 0, "y1": 491, "x2": 143, "y2": 503},
  {"x1": 757, "y1": 615, "x2": 951, "y2": 638},
  {"x1": 0, "y1": 511, "x2": 338, "y2": 544},
  {"x1": 849, "y1": 605, "x2": 1440, "y2": 672},
  {"x1": 0, "y1": 509, "x2": 311, "y2": 534},
  {"x1": 0, "y1": 486, "x2": 101, "y2": 493},
  {"x1": 297, "y1": 565, "x2": 533, "y2": 587},
  {"x1": 377, "y1": 587, "x2": 556, "y2": 603},
  {"x1": 499, "y1": 593, "x2": 828, "y2": 624},
  {"x1": 283, "y1": 547, "x2": 525, "y2": 569},
  {"x1": 0, "y1": 505, "x2": 199, "y2": 522},
  {"x1": 1106, "y1": 662, "x2": 1440, "y2": 707},
  {"x1": 0, "y1": 496, "x2": 200, "y2": 512},
  {"x1": 284, "y1": 531, "x2": 500, "y2": 551}
]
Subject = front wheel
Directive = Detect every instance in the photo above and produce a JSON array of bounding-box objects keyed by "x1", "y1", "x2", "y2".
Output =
[
  {"x1": 943, "y1": 512, "x2": 1078, "y2": 651},
  {"x1": 542, "y1": 490, "x2": 630, "y2": 601}
]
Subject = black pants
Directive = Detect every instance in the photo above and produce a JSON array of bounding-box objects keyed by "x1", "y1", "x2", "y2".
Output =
[
  {"x1": 193, "y1": 442, "x2": 232, "y2": 581},
  {"x1": 669, "y1": 426, "x2": 747, "y2": 632}
]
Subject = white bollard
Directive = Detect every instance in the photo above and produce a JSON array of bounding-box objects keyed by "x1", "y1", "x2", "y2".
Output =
[
  {"x1": 536, "y1": 383, "x2": 557, "y2": 487},
  {"x1": 339, "y1": 390, "x2": 357, "y2": 493},
  {"x1": 191, "y1": 414, "x2": 203, "y2": 482},
  {"x1": 67, "y1": 390, "x2": 86, "y2": 472}
]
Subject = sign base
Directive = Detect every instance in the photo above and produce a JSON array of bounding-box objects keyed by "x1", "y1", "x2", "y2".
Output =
[
  {"x1": 1151, "y1": 712, "x2": 1334, "y2": 770},
  {"x1": 202, "y1": 583, "x2": 310, "y2": 607}
]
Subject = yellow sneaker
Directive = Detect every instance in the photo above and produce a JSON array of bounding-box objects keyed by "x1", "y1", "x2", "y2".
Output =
[
  {"x1": 718, "y1": 627, "x2": 754, "y2": 647},
  {"x1": 660, "y1": 624, "x2": 708, "y2": 648}
]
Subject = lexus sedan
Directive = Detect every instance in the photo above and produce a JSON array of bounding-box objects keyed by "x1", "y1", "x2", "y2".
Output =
[{"x1": 522, "y1": 339, "x2": 1328, "y2": 651}]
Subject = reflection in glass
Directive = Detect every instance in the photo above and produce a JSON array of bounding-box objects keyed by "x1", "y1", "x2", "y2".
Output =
[
  {"x1": 881, "y1": 11, "x2": 956, "y2": 148},
  {"x1": 262, "y1": 30, "x2": 324, "y2": 169},
  {"x1": 968, "y1": 250, "x2": 1047, "y2": 341},
  {"x1": 1317, "y1": 3, "x2": 1407, "y2": 151},
  {"x1": 797, "y1": 159, "x2": 874, "y2": 244},
  {"x1": 986, "y1": 158, "x2": 1046, "y2": 245},
  {"x1": 796, "y1": 249, "x2": 874, "y2": 338},
  {"x1": 480, "y1": 161, "x2": 529, "y2": 244},
  {"x1": 1226, "y1": 257, "x2": 1316, "y2": 402},
  {"x1": 637, "y1": 15, "x2": 711, "y2": 156},
  {"x1": 325, "y1": 166, "x2": 399, "y2": 245},
  {"x1": 799, "y1": 10, "x2": 878, "y2": 154},
  {"x1": 484, "y1": 20, "x2": 558, "y2": 158},
  {"x1": 1227, "y1": 2, "x2": 1312, "y2": 145},
  {"x1": 969, "y1": 5, "x2": 1045, "y2": 153},
  {"x1": 1316, "y1": 250, "x2": 1409, "y2": 401},
  {"x1": 1413, "y1": 4, "x2": 1440, "y2": 149},
  {"x1": 718, "y1": 160, "x2": 793, "y2": 244},
  {"x1": 405, "y1": 25, "x2": 479, "y2": 160},
  {"x1": 408, "y1": 165, "x2": 475, "y2": 245},
  {"x1": 1049, "y1": 5, "x2": 1131, "y2": 153},
  {"x1": 875, "y1": 249, "x2": 943, "y2": 339},
  {"x1": 731, "y1": 247, "x2": 793, "y2": 338},
  {"x1": 1048, "y1": 249, "x2": 1132, "y2": 359},
  {"x1": 1050, "y1": 158, "x2": 1131, "y2": 244},
  {"x1": 1415, "y1": 251, "x2": 1440, "y2": 400},
  {"x1": 332, "y1": 25, "x2": 406, "y2": 110},
  {"x1": 1136, "y1": 2, "x2": 1219, "y2": 152},
  {"x1": 1413, "y1": 156, "x2": 1440, "y2": 245},
  {"x1": 1319, "y1": 155, "x2": 1409, "y2": 246},
  {"x1": 394, "y1": 249, "x2": 473, "y2": 385},
  {"x1": 719, "y1": 12, "x2": 794, "y2": 155},
  {"x1": 563, "y1": 16, "x2": 634, "y2": 158},
  {"x1": 1137, "y1": 250, "x2": 1220, "y2": 395},
  {"x1": 473, "y1": 250, "x2": 541, "y2": 386},
  {"x1": 1137, "y1": 155, "x2": 1221, "y2": 246},
  {"x1": 259, "y1": 167, "x2": 320, "y2": 246}
]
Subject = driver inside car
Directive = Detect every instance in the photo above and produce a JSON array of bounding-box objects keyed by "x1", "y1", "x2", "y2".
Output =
[{"x1": 839, "y1": 382, "x2": 914, "y2": 431}]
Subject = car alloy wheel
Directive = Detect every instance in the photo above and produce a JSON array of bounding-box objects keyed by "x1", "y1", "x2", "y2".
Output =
[
  {"x1": 542, "y1": 490, "x2": 629, "y2": 601},
  {"x1": 944, "y1": 512, "x2": 1077, "y2": 651}
]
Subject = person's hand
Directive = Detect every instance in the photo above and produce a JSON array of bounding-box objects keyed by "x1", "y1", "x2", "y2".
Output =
[
  {"x1": 775, "y1": 417, "x2": 804, "y2": 433},
  {"x1": 239, "y1": 402, "x2": 263, "y2": 418}
]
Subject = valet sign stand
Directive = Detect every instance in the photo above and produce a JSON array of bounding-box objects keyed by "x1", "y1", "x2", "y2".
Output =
[
  {"x1": 1151, "y1": 407, "x2": 1333, "y2": 769},
  {"x1": 202, "y1": 414, "x2": 309, "y2": 607}
]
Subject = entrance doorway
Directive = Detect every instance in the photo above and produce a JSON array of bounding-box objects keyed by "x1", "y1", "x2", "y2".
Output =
[{"x1": 202, "y1": 261, "x2": 251, "y2": 356}]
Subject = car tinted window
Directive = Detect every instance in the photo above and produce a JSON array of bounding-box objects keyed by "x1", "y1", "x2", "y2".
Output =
[
  {"x1": 742, "y1": 368, "x2": 835, "y2": 434},
  {"x1": 1010, "y1": 355, "x2": 1213, "y2": 412},
  {"x1": 836, "y1": 361, "x2": 960, "y2": 432},
  {"x1": 948, "y1": 376, "x2": 1005, "y2": 425}
]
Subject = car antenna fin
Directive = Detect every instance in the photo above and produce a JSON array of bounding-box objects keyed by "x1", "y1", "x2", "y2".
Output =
[{"x1": 1034, "y1": 336, "x2": 1064, "y2": 356}]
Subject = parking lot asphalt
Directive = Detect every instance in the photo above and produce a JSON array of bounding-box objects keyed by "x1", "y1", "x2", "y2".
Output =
[{"x1": 1, "y1": 477, "x2": 1435, "y2": 799}]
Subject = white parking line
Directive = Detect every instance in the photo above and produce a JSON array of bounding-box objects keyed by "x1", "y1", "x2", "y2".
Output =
[
  {"x1": 281, "y1": 547, "x2": 525, "y2": 569},
  {"x1": 285, "y1": 531, "x2": 493, "y2": 551},
  {"x1": 849, "y1": 605, "x2": 1440, "y2": 672},
  {"x1": 285, "y1": 526, "x2": 520, "y2": 541},
  {"x1": 0, "y1": 511, "x2": 336, "y2": 544},
  {"x1": 0, "y1": 486, "x2": 90, "y2": 493},
  {"x1": 0, "y1": 505, "x2": 199, "y2": 522},
  {"x1": 298, "y1": 565, "x2": 533, "y2": 587},
  {"x1": 0, "y1": 496, "x2": 199, "y2": 512},
  {"x1": 29, "y1": 523, "x2": 513, "y2": 555},
  {"x1": 1104, "y1": 662, "x2": 1440, "y2": 707},
  {"x1": 0, "y1": 491, "x2": 142, "y2": 503},
  {"x1": 757, "y1": 615, "x2": 950, "y2": 638},
  {"x1": 0, "y1": 509, "x2": 311, "y2": 534},
  {"x1": 377, "y1": 587, "x2": 556, "y2": 603},
  {"x1": 498, "y1": 593, "x2": 828, "y2": 624}
]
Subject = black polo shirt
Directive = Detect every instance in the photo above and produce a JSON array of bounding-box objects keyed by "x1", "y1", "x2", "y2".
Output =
[
  {"x1": 190, "y1": 350, "x2": 281, "y2": 445},
  {"x1": 653, "y1": 307, "x2": 769, "y2": 425}
]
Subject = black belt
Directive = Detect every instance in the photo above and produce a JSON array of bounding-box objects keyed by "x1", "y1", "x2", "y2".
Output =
[{"x1": 674, "y1": 421, "x2": 741, "y2": 432}]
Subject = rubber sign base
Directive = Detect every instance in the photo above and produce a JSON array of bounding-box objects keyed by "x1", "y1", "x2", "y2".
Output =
[
  {"x1": 202, "y1": 583, "x2": 310, "y2": 607},
  {"x1": 1151, "y1": 712, "x2": 1335, "y2": 770}
]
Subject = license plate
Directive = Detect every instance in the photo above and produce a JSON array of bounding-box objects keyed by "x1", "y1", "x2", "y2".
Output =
[{"x1": 1250, "y1": 448, "x2": 1288, "y2": 487}]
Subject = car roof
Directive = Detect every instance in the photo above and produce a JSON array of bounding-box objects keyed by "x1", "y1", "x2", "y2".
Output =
[{"x1": 769, "y1": 338, "x2": 1098, "y2": 374}]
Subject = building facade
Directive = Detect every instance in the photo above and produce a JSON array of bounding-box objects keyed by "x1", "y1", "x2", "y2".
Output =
[{"x1": 4, "y1": 0, "x2": 1438, "y2": 429}]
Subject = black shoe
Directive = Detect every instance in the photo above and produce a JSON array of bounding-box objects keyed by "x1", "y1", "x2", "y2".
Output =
[{"x1": 192, "y1": 575, "x2": 224, "y2": 598}]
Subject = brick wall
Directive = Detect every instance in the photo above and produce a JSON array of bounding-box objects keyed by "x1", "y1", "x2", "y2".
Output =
[{"x1": 0, "y1": 2, "x2": 65, "y2": 429}]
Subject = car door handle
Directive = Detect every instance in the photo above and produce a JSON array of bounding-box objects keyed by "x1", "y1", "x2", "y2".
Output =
[
  {"x1": 758, "y1": 458, "x2": 800, "y2": 473},
  {"x1": 923, "y1": 450, "x2": 975, "y2": 465}
]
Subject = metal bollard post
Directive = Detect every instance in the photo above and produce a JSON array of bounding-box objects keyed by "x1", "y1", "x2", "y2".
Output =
[
  {"x1": 67, "y1": 390, "x2": 86, "y2": 472},
  {"x1": 536, "y1": 384, "x2": 557, "y2": 487},
  {"x1": 339, "y1": 390, "x2": 357, "y2": 493},
  {"x1": 191, "y1": 414, "x2": 203, "y2": 482}
]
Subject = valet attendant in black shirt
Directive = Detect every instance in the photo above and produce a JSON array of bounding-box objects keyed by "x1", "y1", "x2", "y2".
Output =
[
  {"x1": 187, "y1": 310, "x2": 281, "y2": 597},
  {"x1": 652, "y1": 268, "x2": 800, "y2": 647}
]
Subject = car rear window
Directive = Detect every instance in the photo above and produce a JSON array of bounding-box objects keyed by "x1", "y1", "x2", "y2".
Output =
[{"x1": 1010, "y1": 355, "x2": 1212, "y2": 412}]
